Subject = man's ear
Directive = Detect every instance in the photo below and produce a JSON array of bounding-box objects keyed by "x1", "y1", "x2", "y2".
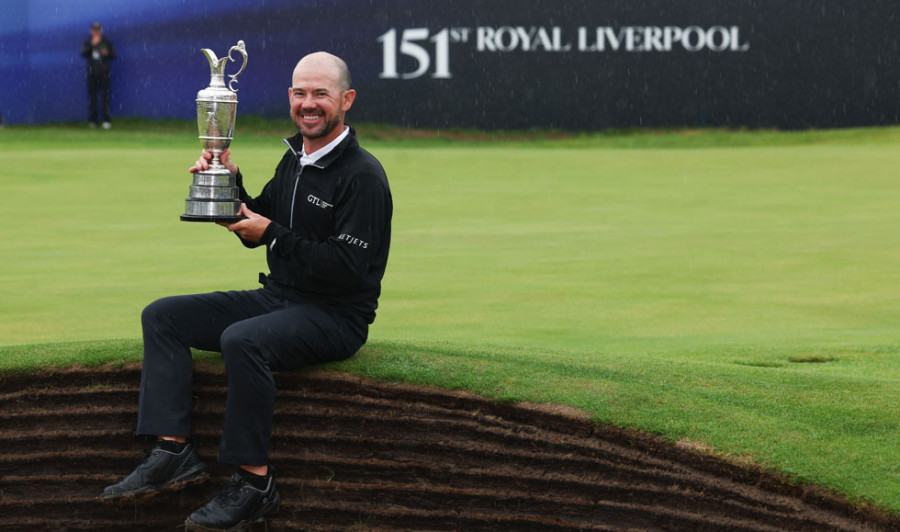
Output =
[{"x1": 342, "y1": 89, "x2": 357, "y2": 112}]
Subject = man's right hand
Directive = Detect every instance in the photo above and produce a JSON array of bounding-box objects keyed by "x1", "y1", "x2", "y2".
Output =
[{"x1": 189, "y1": 148, "x2": 239, "y2": 176}]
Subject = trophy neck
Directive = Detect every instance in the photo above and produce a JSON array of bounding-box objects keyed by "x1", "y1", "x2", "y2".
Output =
[{"x1": 208, "y1": 73, "x2": 227, "y2": 89}]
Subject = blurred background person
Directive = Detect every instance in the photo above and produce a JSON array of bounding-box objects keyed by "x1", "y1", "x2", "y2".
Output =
[{"x1": 81, "y1": 21, "x2": 115, "y2": 129}]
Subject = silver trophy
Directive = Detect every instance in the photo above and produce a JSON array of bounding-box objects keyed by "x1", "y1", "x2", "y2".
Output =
[{"x1": 181, "y1": 40, "x2": 248, "y2": 222}]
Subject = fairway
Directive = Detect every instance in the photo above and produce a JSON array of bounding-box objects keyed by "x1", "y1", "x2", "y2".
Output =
[{"x1": 1, "y1": 123, "x2": 899, "y2": 515}]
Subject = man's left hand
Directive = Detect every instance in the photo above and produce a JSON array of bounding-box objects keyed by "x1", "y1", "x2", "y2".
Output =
[{"x1": 218, "y1": 204, "x2": 271, "y2": 243}]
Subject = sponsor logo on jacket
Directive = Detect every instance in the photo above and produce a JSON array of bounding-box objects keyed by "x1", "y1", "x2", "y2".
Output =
[
  {"x1": 338, "y1": 233, "x2": 369, "y2": 249},
  {"x1": 308, "y1": 194, "x2": 333, "y2": 209}
]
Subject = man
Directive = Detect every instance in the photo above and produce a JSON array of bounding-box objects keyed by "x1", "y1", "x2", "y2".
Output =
[
  {"x1": 101, "y1": 52, "x2": 392, "y2": 531},
  {"x1": 81, "y1": 22, "x2": 115, "y2": 129}
]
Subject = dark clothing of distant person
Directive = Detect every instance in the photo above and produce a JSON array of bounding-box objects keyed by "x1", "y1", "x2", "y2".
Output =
[
  {"x1": 81, "y1": 35, "x2": 115, "y2": 125},
  {"x1": 137, "y1": 128, "x2": 392, "y2": 465}
]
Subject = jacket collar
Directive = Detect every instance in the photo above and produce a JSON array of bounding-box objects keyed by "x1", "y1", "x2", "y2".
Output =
[{"x1": 283, "y1": 125, "x2": 357, "y2": 169}]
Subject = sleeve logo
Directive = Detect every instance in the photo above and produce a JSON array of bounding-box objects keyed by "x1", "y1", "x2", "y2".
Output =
[{"x1": 337, "y1": 233, "x2": 369, "y2": 249}]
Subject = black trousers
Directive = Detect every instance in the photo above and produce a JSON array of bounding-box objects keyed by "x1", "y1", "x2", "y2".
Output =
[
  {"x1": 87, "y1": 71, "x2": 111, "y2": 124},
  {"x1": 136, "y1": 289, "x2": 367, "y2": 465}
]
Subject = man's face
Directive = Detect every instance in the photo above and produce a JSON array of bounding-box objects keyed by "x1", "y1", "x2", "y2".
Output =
[{"x1": 288, "y1": 65, "x2": 354, "y2": 142}]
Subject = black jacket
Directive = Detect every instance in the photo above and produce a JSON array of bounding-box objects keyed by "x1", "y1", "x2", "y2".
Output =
[
  {"x1": 237, "y1": 128, "x2": 392, "y2": 325},
  {"x1": 81, "y1": 37, "x2": 115, "y2": 76}
]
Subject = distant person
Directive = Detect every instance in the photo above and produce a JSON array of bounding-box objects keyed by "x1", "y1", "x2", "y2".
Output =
[
  {"x1": 100, "y1": 52, "x2": 392, "y2": 531},
  {"x1": 81, "y1": 22, "x2": 115, "y2": 129}
]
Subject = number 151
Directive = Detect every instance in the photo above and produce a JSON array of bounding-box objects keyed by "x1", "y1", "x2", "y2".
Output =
[{"x1": 378, "y1": 28, "x2": 452, "y2": 79}]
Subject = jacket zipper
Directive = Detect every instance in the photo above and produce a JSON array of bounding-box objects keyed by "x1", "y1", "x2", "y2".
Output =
[{"x1": 289, "y1": 165, "x2": 304, "y2": 230}]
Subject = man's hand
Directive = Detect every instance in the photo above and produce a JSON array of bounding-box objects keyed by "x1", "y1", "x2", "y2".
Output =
[
  {"x1": 189, "y1": 148, "x2": 239, "y2": 176},
  {"x1": 218, "y1": 204, "x2": 271, "y2": 243}
]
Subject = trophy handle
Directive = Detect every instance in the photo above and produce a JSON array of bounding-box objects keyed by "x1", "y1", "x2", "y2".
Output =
[{"x1": 226, "y1": 40, "x2": 248, "y2": 92}]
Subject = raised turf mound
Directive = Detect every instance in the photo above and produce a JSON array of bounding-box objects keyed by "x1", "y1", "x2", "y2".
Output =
[{"x1": 1, "y1": 364, "x2": 897, "y2": 531}]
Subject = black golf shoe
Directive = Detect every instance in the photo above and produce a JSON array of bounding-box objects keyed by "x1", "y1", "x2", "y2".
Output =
[
  {"x1": 100, "y1": 440, "x2": 208, "y2": 501},
  {"x1": 185, "y1": 470, "x2": 279, "y2": 531}
]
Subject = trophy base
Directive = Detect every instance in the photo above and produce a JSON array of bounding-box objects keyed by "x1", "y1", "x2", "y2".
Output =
[
  {"x1": 182, "y1": 197, "x2": 241, "y2": 221},
  {"x1": 182, "y1": 167, "x2": 241, "y2": 222},
  {"x1": 180, "y1": 214, "x2": 244, "y2": 223}
]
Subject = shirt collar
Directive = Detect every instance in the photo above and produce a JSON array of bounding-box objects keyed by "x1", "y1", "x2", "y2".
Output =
[{"x1": 299, "y1": 126, "x2": 350, "y2": 167}]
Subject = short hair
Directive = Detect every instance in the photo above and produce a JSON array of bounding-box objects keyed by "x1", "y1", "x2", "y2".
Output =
[{"x1": 333, "y1": 55, "x2": 352, "y2": 91}]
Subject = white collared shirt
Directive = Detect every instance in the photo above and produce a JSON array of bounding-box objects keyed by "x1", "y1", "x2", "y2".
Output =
[{"x1": 299, "y1": 126, "x2": 350, "y2": 167}]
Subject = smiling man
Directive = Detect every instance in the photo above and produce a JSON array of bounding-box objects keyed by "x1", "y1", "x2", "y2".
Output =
[{"x1": 101, "y1": 52, "x2": 392, "y2": 531}]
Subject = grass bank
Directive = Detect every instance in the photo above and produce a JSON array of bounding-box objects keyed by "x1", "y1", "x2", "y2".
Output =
[{"x1": 1, "y1": 122, "x2": 898, "y2": 513}]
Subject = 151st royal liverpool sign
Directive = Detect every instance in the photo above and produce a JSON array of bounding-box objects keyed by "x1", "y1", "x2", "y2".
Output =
[{"x1": 378, "y1": 25, "x2": 750, "y2": 79}]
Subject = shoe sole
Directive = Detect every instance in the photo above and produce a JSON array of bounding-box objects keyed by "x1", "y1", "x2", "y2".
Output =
[
  {"x1": 99, "y1": 468, "x2": 209, "y2": 503},
  {"x1": 183, "y1": 490, "x2": 279, "y2": 532},
  {"x1": 183, "y1": 516, "x2": 267, "y2": 532}
]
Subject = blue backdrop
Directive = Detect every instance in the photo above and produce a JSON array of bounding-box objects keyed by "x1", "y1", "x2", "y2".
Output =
[
  {"x1": 1, "y1": 0, "x2": 898, "y2": 129},
  {"x1": 1, "y1": 0, "x2": 340, "y2": 124}
]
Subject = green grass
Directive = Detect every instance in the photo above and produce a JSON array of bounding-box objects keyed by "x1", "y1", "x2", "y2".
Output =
[{"x1": 2, "y1": 121, "x2": 899, "y2": 514}]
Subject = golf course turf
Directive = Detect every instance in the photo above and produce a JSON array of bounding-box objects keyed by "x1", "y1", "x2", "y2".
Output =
[{"x1": 1, "y1": 121, "x2": 898, "y2": 527}]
